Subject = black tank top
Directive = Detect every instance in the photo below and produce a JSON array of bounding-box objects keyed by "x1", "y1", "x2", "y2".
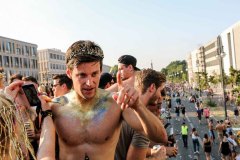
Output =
[{"x1": 221, "y1": 141, "x2": 231, "y2": 155}]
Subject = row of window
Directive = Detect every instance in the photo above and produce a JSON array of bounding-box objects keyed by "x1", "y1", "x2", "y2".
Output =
[
  {"x1": 0, "y1": 41, "x2": 37, "y2": 57},
  {"x1": 50, "y1": 63, "x2": 66, "y2": 70},
  {"x1": 0, "y1": 55, "x2": 38, "y2": 69},
  {"x1": 49, "y1": 53, "x2": 65, "y2": 60}
]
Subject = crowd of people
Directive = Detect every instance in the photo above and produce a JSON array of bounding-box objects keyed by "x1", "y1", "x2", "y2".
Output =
[
  {"x1": 0, "y1": 40, "x2": 179, "y2": 160},
  {"x1": 171, "y1": 88, "x2": 240, "y2": 160}
]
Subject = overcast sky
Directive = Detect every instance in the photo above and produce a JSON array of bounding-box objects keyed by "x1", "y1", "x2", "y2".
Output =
[{"x1": 1, "y1": 0, "x2": 240, "y2": 70}]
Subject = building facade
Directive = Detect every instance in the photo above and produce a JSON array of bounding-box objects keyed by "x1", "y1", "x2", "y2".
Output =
[
  {"x1": 0, "y1": 36, "x2": 38, "y2": 83},
  {"x1": 38, "y1": 48, "x2": 66, "y2": 85},
  {"x1": 187, "y1": 21, "x2": 240, "y2": 89}
]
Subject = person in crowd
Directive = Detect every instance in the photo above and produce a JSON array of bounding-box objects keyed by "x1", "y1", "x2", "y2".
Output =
[
  {"x1": 9, "y1": 73, "x2": 23, "y2": 84},
  {"x1": 181, "y1": 122, "x2": 188, "y2": 148},
  {"x1": 0, "y1": 68, "x2": 5, "y2": 91},
  {"x1": 115, "y1": 69, "x2": 168, "y2": 160},
  {"x1": 99, "y1": 72, "x2": 114, "y2": 89},
  {"x1": 106, "y1": 55, "x2": 139, "y2": 92},
  {"x1": 52, "y1": 74, "x2": 73, "y2": 98},
  {"x1": 208, "y1": 119, "x2": 215, "y2": 144},
  {"x1": 192, "y1": 128, "x2": 200, "y2": 154},
  {"x1": 22, "y1": 76, "x2": 39, "y2": 90},
  {"x1": 38, "y1": 85, "x2": 48, "y2": 96},
  {"x1": 203, "y1": 133, "x2": 212, "y2": 160},
  {"x1": 216, "y1": 120, "x2": 224, "y2": 143},
  {"x1": 228, "y1": 131, "x2": 238, "y2": 160},
  {"x1": 219, "y1": 134, "x2": 231, "y2": 160},
  {"x1": 233, "y1": 105, "x2": 239, "y2": 125},
  {"x1": 195, "y1": 103, "x2": 202, "y2": 125},
  {"x1": 3, "y1": 81, "x2": 36, "y2": 159},
  {"x1": 203, "y1": 106, "x2": 210, "y2": 124},
  {"x1": 181, "y1": 104, "x2": 186, "y2": 120},
  {"x1": 37, "y1": 40, "x2": 167, "y2": 160},
  {"x1": 21, "y1": 76, "x2": 41, "y2": 159},
  {"x1": 175, "y1": 103, "x2": 180, "y2": 121}
]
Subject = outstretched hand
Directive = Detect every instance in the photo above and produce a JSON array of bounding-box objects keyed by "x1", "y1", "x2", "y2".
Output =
[{"x1": 112, "y1": 71, "x2": 139, "y2": 110}]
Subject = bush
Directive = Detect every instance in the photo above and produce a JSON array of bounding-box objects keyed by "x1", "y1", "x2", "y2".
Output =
[
  {"x1": 204, "y1": 99, "x2": 217, "y2": 107},
  {"x1": 236, "y1": 97, "x2": 240, "y2": 106}
]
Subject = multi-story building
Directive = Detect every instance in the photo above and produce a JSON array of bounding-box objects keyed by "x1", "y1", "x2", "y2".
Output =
[
  {"x1": 187, "y1": 21, "x2": 240, "y2": 90},
  {"x1": 0, "y1": 36, "x2": 38, "y2": 83},
  {"x1": 38, "y1": 48, "x2": 66, "y2": 85}
]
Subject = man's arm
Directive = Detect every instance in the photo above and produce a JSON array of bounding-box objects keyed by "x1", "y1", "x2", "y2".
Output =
[
  {"x1": 127, "y1": 145, "x2": 148, "y2": 160},
  {"x1": 37, "y1": 116, "x2": 55, "y2": 160},
  {"x1": 123, "y1": 103, "x2": 168, "y2": 144}
]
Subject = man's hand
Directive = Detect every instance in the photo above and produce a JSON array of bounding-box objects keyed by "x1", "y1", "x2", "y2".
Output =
[
  {"x1": 4, "y1": 80, "x2": 24, "y2": 101},
  {"x1": 113, "y1": 71, "x2": 140, "y2": 110},
  {"x1": 150, "y1": 146, "x2": 167, "y2": 160},
  {"x1": 166, "y1": 146, "x2": 178, "y2": 157}
]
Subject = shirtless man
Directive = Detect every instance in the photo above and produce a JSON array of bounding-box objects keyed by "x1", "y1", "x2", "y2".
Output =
[
  {"x1": 107, "y1": 55, "x2": 138, "y2": 92},
  {"x1": 215, "y1": 120, "x2": 224, "y2": 142},
  {"x1": 37, "y1": 40, "x2": 167, "y2": 160},
  {"x1": 208, "y1": 119, "x2": 215, "y2": 143}
]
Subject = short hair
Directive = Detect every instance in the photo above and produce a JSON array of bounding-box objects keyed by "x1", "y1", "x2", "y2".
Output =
[
  {"x1": 52, "y1": 74, "x2": 73, "y2": 90},
  {"x1": 66, "y1": 40, "x2": 104, "y2": 70},
  {"x1": 135, "y1": 69, "x2": 166, "y2": 94},
  {"x1": 22, "y1": 76, "x2": 38, "y2": 85},
  {"x1": 99, "y1": 73, "x2": 113, "y2": 89},
  {"x1": 204, "y1": 133, "x2": 208, "y2": 139},
  {"x1": 10, "y1": 74, "x2": 23, "y2": 84}
]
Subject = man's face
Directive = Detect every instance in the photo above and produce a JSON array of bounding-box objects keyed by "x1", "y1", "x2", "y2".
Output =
[
  {"x1": 52, "y1": 79, "x2": 64, "y2": 98},
  {"x1": 118, "y1": 63, "x2": 132, "y2": 80},
  {"x1": 67, "y1": 62, "x2": 101, "y2": 100},
  {"x1": 147, "y1": 83, "x2": 165, "y2": 116}
]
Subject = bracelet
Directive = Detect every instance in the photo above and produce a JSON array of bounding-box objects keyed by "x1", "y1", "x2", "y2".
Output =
[{"x1": 41, "y1": 110, "x2": 53, "y2": 121}]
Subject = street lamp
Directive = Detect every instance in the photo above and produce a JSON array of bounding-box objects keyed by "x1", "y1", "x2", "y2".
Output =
[
  {"x1": 196, "y1": 60, "x2": 201, "y2": 97},
  {"x1": 216, "y1": 35, "x2": 227, "y2": 118}
]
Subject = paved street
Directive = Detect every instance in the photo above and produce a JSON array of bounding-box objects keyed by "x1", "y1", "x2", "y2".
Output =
[{"x1": 167, "y1": 97, "x2": 222, "y2": 160}]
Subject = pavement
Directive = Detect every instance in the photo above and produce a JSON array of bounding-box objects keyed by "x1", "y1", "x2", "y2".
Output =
[{"x1": 167, "y1": 97, "x2": 223, "y2": 160}]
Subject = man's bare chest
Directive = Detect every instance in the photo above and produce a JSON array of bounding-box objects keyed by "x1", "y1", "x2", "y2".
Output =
[{"x1": 53, "y1": 106, "x2": 121, "y2": 146}]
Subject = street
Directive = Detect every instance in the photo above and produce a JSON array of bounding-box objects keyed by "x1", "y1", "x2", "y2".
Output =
[{"x1": 167, "y1": 97, "x2": 222, "y2": 160}]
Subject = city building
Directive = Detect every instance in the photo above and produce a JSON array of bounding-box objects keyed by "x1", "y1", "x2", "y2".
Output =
[
  {"x1": 187, "y1": 21, "x2": 240, "y2": 90},
  {"x1": 0, "y1": 36, "x2": 38, "y2": 83},
  {"x1": 38, "y1": 48, "x2": 66, "y2": 85}
]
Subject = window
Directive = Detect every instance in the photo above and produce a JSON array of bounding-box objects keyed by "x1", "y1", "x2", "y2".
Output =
[
  {"x1": 10, "y1": 57, "x2": 13, "y2": 67},
  {"x1": 2, "y1": 41, "x2": 5, "y2": 52},
  {"x1": 22, "y1": 46, "x2": 25, "y2": 55},
  {"x1": 57, "y1": 55, "x2": 59, "y2": 60},
  {"x1": 0, "y1": 55, "x2": 2, "y2": 66},
  {"x1": 12, "y1": 43, "x2": 15, "y2": 54},
  {"x1": 3, "y1": 56, "x2": 9, "y2": 67},
  {"x1": 14, "y1": 57, "x2": 19, "y2": 67},
  {"x1": 32, "y1": 47, "x2": 37, "y2": 57},
  {"x1": 6, "y1": 42, "x2": 11, "y2": 52},
  {"x1": 25, "y1": 46, "x2": 29, "y2": 56},
  {"x1": 23, "y1": 58, "x2": 28, "y2": 68},
  {"x1": 16, "y1": 48, "x2": 21, "y2": 55},
  {"x1": 50, "y1": 53, "x2": 53, "y2": 59}
]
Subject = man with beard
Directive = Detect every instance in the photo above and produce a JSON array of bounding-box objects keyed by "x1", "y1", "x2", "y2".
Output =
[
  {"x1": 115, "y1": 69, "x2": 168, "y2": 160},
  {"x1": 37, "y1": 40, "x2": 167, "y2": 160}
]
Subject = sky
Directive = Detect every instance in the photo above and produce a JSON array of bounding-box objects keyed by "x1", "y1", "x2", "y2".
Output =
[{"x1": 1, "y1": 0, "x2": 240, "y2": 71}]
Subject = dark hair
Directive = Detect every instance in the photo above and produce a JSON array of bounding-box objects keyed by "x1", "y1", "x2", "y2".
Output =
[
  {"x1": 66, "y1": 40, "x2": 103, "y2": 71},
  {"x1": 136, "y1": 69, "x2": 166, "y2": 94},
  {"x1": 192, "y1": 128, "x2": 196, "y2": 132},
  {"x1": 22, "y1": 76, "x2": 38, "y2": 85},
  {"x1": 229, "y1": 131, "x2": 233, "y2": 136},
  {"x1": 10, "y1": 74, "x2": 23, "y2": 84},
  {"x1": 99, "y1": 73, "x2": 113, "y2": 89},
  {"x1": 204, "y1": 133, "x2": 208, "y2": 139},
  {"x1": 52, "y1": 74, "x2": 73, "y2": 90}
]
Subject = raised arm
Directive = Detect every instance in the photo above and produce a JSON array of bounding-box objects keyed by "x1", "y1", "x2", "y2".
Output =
[{"x1": 37, "y1": 98, "x2": 55, "y2": 160}]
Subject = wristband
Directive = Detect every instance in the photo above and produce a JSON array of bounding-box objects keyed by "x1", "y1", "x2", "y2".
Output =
[{"x1": 41, "y1": 110, "x2": 53, "y2": 121}]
